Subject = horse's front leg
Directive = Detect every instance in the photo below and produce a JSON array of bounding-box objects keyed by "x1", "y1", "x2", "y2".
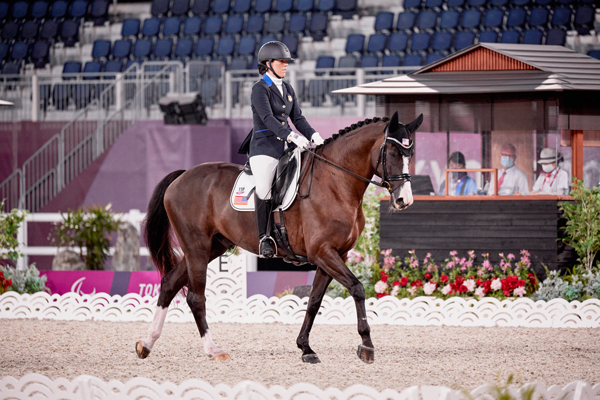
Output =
[
  {"x1": 136, "y1": 258, "x2": 188, "y2": 359},
  {"x1": 313, "y1": 248, "x2": 375, "y2": 364},
  {"x1": 296, "y1": 266, "x2": 333, "y2": 364}
]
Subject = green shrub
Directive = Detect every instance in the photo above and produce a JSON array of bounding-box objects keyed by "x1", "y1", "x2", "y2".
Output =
[
  {"x1": 0, "y1": 201, "x2": 28, "y2": 261},
  {"x1": 0, "y1": 263, "x2": 48, "y2": 294}
]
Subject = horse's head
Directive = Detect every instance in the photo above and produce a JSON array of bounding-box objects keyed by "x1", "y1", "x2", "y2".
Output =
[{"x1": 379, "y1": 112, "x2": 423, "y2": 211}]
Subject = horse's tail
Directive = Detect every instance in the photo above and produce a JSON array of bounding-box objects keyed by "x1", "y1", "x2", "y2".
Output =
[{"x1": 144, "y1": 170, "x2": 186, "y2": 277}]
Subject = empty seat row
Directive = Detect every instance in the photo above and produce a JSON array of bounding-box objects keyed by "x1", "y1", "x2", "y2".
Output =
[
  {"x1": 0, "y1": 0, "x2": 109, "y2": 26},
  {"x1": 1, "y1": 18, "x2": 80, "y2": 45},
  {"x1": 378, "y1": 6, "x2": 595, "y2": 34},
  {"x1": 0, "y1": 40, "x2": 51, "y2": 68},
  {"x1": 401, "y1": 0, "x2": 597, "y2": 11}
]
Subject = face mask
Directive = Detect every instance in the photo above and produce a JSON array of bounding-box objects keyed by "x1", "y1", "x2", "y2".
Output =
[
  {"x1": 542, "y1": 163, "x2": 555, "y2": 173},
  {"x1": 500, "y1": 156, "x2": 514, "y2": 168}
]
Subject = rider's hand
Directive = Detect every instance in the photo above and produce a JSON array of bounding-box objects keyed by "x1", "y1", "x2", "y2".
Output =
[
  {"x1": 311, "y1": 132, "x2": 325, "y2": 146},
  {"x1": 287, "y1": 132, "x2": 309, "y2": 150}
]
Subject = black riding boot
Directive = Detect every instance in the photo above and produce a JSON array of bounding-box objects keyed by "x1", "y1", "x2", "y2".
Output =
[{"x1": 255, "y1": 194, "x2": 275, "y2": 258}]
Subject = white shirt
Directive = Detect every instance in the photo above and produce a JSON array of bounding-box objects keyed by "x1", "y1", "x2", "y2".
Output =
[
  {"x1": 488, "y1": 165, "x2": 530, "y2": 195},
  {"x1": 266, "y1": 72, "x2": 283, "y2": 96},
  {"x1": 532, "y1": 168, "x2": 570, "y2": 195}
]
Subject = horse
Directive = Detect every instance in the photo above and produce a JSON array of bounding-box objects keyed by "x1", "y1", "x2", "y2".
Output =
[{"x1": 135, "y1": 111, "x2": 423, "y2": 364}]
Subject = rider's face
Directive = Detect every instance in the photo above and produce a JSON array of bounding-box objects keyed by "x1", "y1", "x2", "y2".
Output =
[{"x1": 269, "y1": 59, "x2": 288, "y2": 78}]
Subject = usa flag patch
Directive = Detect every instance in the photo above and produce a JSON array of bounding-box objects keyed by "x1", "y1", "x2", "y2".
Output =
[
  {"x1": 402, "y1": 138, "x2": 410, "y2": 146},
  {"x1": 233, "y1": 196, "x2": 249, "y2": 205}
]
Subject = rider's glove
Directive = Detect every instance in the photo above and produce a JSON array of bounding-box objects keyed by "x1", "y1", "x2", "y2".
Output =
[
  {"x1": 287, "y1": 132, "x2": 309, "y2": 150},
  {"x1": 311, "y1": 132, "x2": 325, "y2": 146}
]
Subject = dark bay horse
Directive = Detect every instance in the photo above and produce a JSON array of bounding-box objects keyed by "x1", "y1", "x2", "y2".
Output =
[{"x1": 136, "y1": 112, "x2": 423, "y2": 364}]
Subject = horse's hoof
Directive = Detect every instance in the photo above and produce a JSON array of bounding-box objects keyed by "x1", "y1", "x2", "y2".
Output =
[
  {"x1": 212, "y1": 353, "x2": 231, "y2": 361},
  {"x1": 135, "y1": 341, "x2": 151, "y2": 359},
  {"x1": 302, "y1": 354, "x2": 321, "y2": 364},
  {"x1": 357, "y1": 344, "x2": 374, "y2": 364}
]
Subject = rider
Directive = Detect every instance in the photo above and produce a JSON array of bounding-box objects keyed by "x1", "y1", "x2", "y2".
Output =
[{"x1": 249, "y1": 41, "x2": 324, "y2": 258}]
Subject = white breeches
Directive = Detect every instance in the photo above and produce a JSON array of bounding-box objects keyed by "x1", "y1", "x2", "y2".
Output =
[{"x1": 249, "y1": 155, "x2": 279, "y2": 200}]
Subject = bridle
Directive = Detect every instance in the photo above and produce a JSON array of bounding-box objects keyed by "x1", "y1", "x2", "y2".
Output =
[{"x1": 299, "y1": 123, "x2": 414, "y2": 198}]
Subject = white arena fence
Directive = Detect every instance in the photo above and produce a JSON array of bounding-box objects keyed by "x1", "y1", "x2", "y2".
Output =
[{"x1": 0, "y1": 374, "x2": 598, "y2": 400}]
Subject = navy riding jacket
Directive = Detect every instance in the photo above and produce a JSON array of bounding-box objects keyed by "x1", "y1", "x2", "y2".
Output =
[{"x1": 249, "y1": 74, "x2": 316, "y2": 159}]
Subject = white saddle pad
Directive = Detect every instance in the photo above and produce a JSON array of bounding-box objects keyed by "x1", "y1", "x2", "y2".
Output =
[{"x1": 230, "y1": 149, "x2": 302, "y2": 212}]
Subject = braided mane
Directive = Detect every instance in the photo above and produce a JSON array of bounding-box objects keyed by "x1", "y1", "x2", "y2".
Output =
[{"x1": 317, "y1": 116, "x2": 390, "y2": 148}]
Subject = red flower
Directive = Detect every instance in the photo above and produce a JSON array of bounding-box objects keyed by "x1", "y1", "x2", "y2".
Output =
[
  {"x1": 440, "y1": 275, "x2": 449, "y2": 283},
  {"x1": 376, "y1": 293, "x2": 388, "y2": 298},
  {"x1": 454, "y1": 276, "x2": 465, "y2": 286},
  {"x1": 500, "y1": 275, "x2": 525, "y2": 296},
  {"x1": 392, "y1": 280, "x2": 400, "y2": 286},
  {"x1": 411, "y1": 280, "x2": 423, "y2": 287},
  {"x1": 381, "y1": 274, "x2": 389, "y2": 283},
  {"x1": 399, "y1": 276, "x2": 408, "y2": 287},
  {"x1": 380, "y1": 270, "x2": 385, "y2": 276},
  {"x1": 424, "y1": 273, "x2": 432, "y2": 280}
]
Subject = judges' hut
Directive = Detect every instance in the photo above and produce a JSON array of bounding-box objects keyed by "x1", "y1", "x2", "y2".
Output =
[{"x1": 335, "y1": 43, "x2": 600, "y2": 275}]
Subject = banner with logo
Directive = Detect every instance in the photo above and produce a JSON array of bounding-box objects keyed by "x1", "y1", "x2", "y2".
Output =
[{"x1": 40, "y1": 271, "x2": 162, "y2": 296}]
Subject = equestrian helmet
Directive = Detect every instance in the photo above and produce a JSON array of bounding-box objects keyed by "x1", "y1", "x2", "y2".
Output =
[{"x1": 257, "y1": 41, "x2": 294, "y2": 64}]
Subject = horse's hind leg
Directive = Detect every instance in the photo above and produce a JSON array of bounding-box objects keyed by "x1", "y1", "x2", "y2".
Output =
[
  {"x1": 136, "y1": 258, "x2": 188, "y2": 359},
  {"x1": 296, "y1": 267, "x2": 332, "y2": 364}
]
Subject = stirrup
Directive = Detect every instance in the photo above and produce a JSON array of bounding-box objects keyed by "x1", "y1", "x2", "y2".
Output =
[{"x1": 259, "y1": 235, "x2": 277, "y2": 258}]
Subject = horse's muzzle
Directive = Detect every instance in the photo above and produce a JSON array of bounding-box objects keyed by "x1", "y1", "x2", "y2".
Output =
[{"x1": 390, "y1": 182, "x2": 414, "y2": 211}]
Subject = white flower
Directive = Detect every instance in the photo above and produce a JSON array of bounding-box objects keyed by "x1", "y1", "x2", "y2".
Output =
[
  {"x1": 408, "y1": 286, "x2": 418, "y2": 296},
  {"x1": 441, "y1": 284, "x2": 452, "y2": 295},
  {"x1": 513, "y1": 286, "x2": 526, "y2": 297},
  {"x1": 374, "y1": 280, "x2": 387, "y2": 294},
  {"x1": 475, "y1": 287, "x2": 486, "y2": 299},
  {"x1": 423, "y1": 282, "x2": 436, "y2": 295},
  {"x1": 391, "y1": 286, "x2": 400, "y2": 297},
  {"x1": 464, "y1": 279, "x2": 476, "y2": 292},
  {"x1": 490, "y1": 278, "x2": 502, "y2": 291}
]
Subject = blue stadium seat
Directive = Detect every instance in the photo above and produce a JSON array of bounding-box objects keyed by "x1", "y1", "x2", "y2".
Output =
[
  {"x1": 11, "y1": 41, "x2": 29, "y2": 61},
  {"x1": 281, "y1": 34, "x2": 298, "y2": 57},
  {"x1": 587, "y1": 50, "x2": 600, "y2": 61},
  {"x1": 260, "y1": 35, "x2": 277, "y2": 46},
  {"x1": 545, "y1": 28, "x2": 565, "y2": 45},
  {"x1": 338, "y1": 54, "x2": 358, "y2": 69},
  {"x1": 1, "y1": 21, "x2": 19, "y2": 42},
  {"x1": 90, "y1": 0, "x2": 110, "y2": 25},
  {"x1": 153, "y1": 38, "x2": 173, "y2": 59},
  {"x1": 142, "y1": 18, "x2": 161, "y2": 37},
  {"x1": 336, "y1": 0, "x2": 357, "y2": 19},
  {"x1": 237, "y1": 36, "x2": 256, "y2": 56},
  {"x1": 490, "y1": 0, "x2": 508, "y2": 8},
  {"x1": 574, "y1": 5, "x2": 595, "y2": 35},
  {"x1": 511, "y1": 0, "x2": 530, "y2": 6},
  {"x1": 522, "y1": 29, "x2": 543, "y2": 44},
  {"x1": 69, "y1": 0, "x2": 89, "y2": 19},
  {"x1": 92, "y1": 40, "x2": 111, "y2": 59},
  {"x1": 387, "y1": 32, "x2": 409, "y2": 53},
  {"x1": 467, "y1": 0, "x2": 486, "y2": 8},
  {"x1": 230, "y1": 56, "x2": 249, "y2": 70},
  {"x1": 275, "y1": 0, "x2": 293, "y2": 12},
  {"x1": 104, "y1": 59, "x2": 124, "y2": 78},
  {"x1": 528, "y1": 8, "x2": 549, "y2": 29},
  {"x1": 446, "y1": 0, "x2": 465, "y2": 9},
  {"x1": 21, "y1": 21, "x2": 40, "y2": 42},
  {"x1": 417, "y1": 10, "x2": 438, "y2": 30},
  {"x1": 40, "y1": 20, "x2": 59, "y2": 41},
  {"x1": 403, "y1": 0, "x2": 422, "y2": 10},
  {"x1": 478, "y1": 30, "x2": 498, "y2": 42},
  {"x1": 174, "y1": 37, "x2": 193, "y2": 59},
  {"x1": 432, "y1": 31, "x2": 452, "y2": 52},
  {"x1": 254, "y1": 0, "x2": 273, "y2": 13},
  {"x1": 403, "y1": 54, "x2": 423, "y2": 68},
  {"x1": 0, "y1": 42, "x2": 8, "y2": 60},
  {"x1": 50, "y1": 0, "x2": 68, "y2": 19},
  {"x1": 200, "y1": 79, "x2": 218, "y2": 107},
  {"x1": 204, "y1": 16, "x2": 223, "y2": 35},
  {"x1": 381, "y1": 53, "x2": 401, "y2": 74},
  {"x1": 425, "y1": 0, "x2": 443, "y2": 8},
  {"x1": 11, "y1": 1, "x2": 29, "y2": 20},
  {"x1": 425, "y1": 52, "x2": 444, "y2": 64},
  {"x1": 288, "y1": 13, "x2": 307, "y2": 34},
  {"x1": 162, "y1": 17, "x2": 181, "y2": 37},
  {"x1": 410, "y1": 32, "x2": 431, "y2": 52},
  {"x1": 316, "y1": 0, "x2": 334, "y2": 12},
  {"x1": 309, "y1": 12, "x2": 328, "y2": 40},
  {"x1": 2, "y1": 62, "x2": 21, "y2": 75},
  {"x1": 439, "y1": 10, "x2": 459, "y2": 30},
  {"x1": 232, "y1": 0, "x2": 251, "y2": 13},
  {"x1": 225, "y1": 15, "x2": 244, "y2": 34},
  {"x1": 31, "y1": 1, "x2": 49, "y2": 19},
  {"x1": 63, "y1": 61, "x2": 82, "y2": 77},
  {"x1": 500, "y1": 29, "x2": 520, "y2": 43},
  {"x1": 192, "y1": 0, "x2": 210, "y2": 15},
  {"x1": 59, "y1": 19, "x2": 80, "y2": 47},
  {"x1": 133, "y1": 38, "x2": 152, "y2": 60},
  {"x1": 213, "y1": 0, "x2": 231, "y2": 14},
  {"x1": 195, "y1": 37, "x2": 215, "y2": 58},
  {"x1": 454, "y1": 31, "x2": 475, "y2": 50},
  {"x1": 506, "y1": 8, "x2": 526, "y2": 28},
  {"x1": 550, "y1": 7, "x2": 572, "y2": 28},
  {"x1": 316, "y1": 55, "x2": 335, "y2": 71},
  {"x1": 483, "y1": 9, "x2": 504, "y2": 29},
  {"x1": 122, "y1": 19, "x2": 141, "y2": 37},
  {"x1": 183, "y1": 16, "x2": 202, "y2": 36},
  {"x1": 366, "y1": 33, "x2": 387, "y2": 53},
  {"x1": 374, "y1": 12, "x2": 394, "y2": 32},
  {"x1": 112, "y1": 39, "x2": 132, "y2": 59},
  {"x1": 151, "y1": 0, "x2": 169, "y2": 16},
  {"x1": 345, "y1": 34, "x2": 365, "y2": 54},
  {"x1": 360, "y1": 54, "x2": 379, "y2": 72},
  {"x1": 267, "y1": 14, "x2": 286, "y2": 34},
  {"x1": 246, "y1": 14, "x2": 265, "y2": 34},
  {"x1": 396, "y1": 11, "x2": 417, "y2": 31},
  {"x1": 171, "y1": 0, "x2": 191, "y2": 16},
  {"x1": 556, "y1": 0, "x2": 575, "y2": 6},
  {"x1": 0, "y1": 1, "x2": 8, "y2": 20},
  {"x1": 295, "y1": 0, "x2": 314, "y2": 12},
  {"x1": 75, "y1": 60, "x2": 102, "y2": 109},
  {"x1": 216, "y1": 36, "x2": 235, "y2": 56},
  {"x1": 461, "y1": 9, "x2": 482, "y2": 30}
]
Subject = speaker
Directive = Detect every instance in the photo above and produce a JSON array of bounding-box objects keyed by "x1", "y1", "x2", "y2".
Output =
[{"x1": 158, "y1": 92, "x2": 207, "y2": 125}]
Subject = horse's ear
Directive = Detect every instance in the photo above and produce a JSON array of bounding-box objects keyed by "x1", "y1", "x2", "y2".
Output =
[
  {"x1": 387, "y1": 111, "x2": 400, "y2": 133},
  {"x1": 405, "y1": 113, "x2": 423, "y2": 133}
]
